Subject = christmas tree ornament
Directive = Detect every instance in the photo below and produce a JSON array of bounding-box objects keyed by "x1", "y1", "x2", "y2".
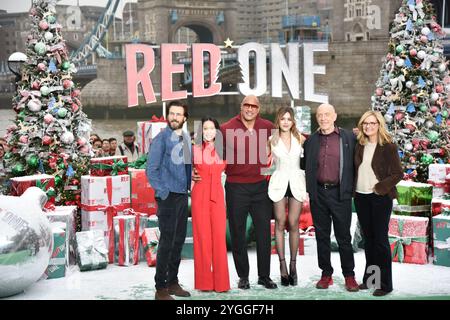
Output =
[
  {"x1": 417, "y1": 50, "x2": 427, "y2": 59},
  {"x1": 44, "y1": 31, "x2": 54, "y2": 41},
  {"x1": 43, "y1": 114, "x2": 54, "y2": 124},
  {"x1": 396, "y1": 45, "x2": 404, "y2": 53},
  {"x1": 421, "y1": 154, "x2": 434, "y2": 164},
  {"x1": 54, "y1": 175, "x2": 62, "y2": 186},
  {"x1": 46, "y1": 15, "x2": 56, "y2": 24},
  {"x1": 442, "y1": 110, "x2": 448, "y2": 118},
  {"x1": 396, "y1": 58, "x2": 405, "y2": 67},
  {"x1": 61, "y1": 61, "x2": 70, "y2": 70},
  {"x1": 419, "y1": 104, "x2": 428, "y2": 112},
  {"x1": 19, "y1": 136, "x2": 28, "y2": 144},
  {"x1": 39, "y1": 20, "x2": 49, "y2": 30},
  {"x1": 384, "y1": 114, "x2": 393, "y2": 123},
  {"x1": 17, "y1": 111, "x2": 26, "y2": 121},
  {"x1": 42, "y1": 135, "x2": 52, "y2": 145},
  {"x1": 421, "y1": 27, "x2": 431, "y2": 35},
  {"x1": 58, "y1": 162, "x2": 66, "y2": 170},
  {"x1": 376, "y1": 88, "x2": 384, "y2": 96},
  {"x1": 31, "y1": 81, "x2": 40, "y2": 90},
  {"x1": 427, "y1": 130, "x2": 439, "y2": 142},
  {"x1": 435, "y1": 84, "x2": 444, "y2": 93},
  {"x1": 63, "y1": 79, "x2": 73, "y2": 89},
  {"x1": 395, "y1": 112, "x2": 405, "y2": 121},
  {"x1": 26, "y1": 155, "x2": 39, "y2": 168},
  {"x1": 405, "y1": 143, "x2": 413, "y2": 151},
  {"x1": 431, "y1": 92, "x2": 439, "y2": 101},
  {"x1": 410, "y1": 49, "x2": 417, "y2": 56},
  {"x1": 34, "y1": 42, "x2": 46, "y2": 56},
  {"x1": 406, "y1": 81, "x2": 414, "y2": 88},
  {"x1": 57, "y1": 108, "x2": 67, "y2": 118},
  {"x1": 12, "y1": 163, "x2": 25, "y2": 176},
  {"x1": 40, "y1": 86, "x2": 50, "y2": 96},
  {"x1": 438, "y1": 63, "x2": 447, "y2": 73},
  {"x1": 425, "y1": 120, "x2": 434, "y2": 128},
  {"x1": 0, "y1": 188, "x2": 53, "y2": 298},
  {"x1": 37, "y1": 63, "x2": 46, "y2": 72},
  {"x1": 420, "y1": 35, "x2": 428, "y2": 43},
  {"x1": 60, "y1": 132, "x2": 74, "y2": 144},
  {"x1": 27, "y1": 99, "x2": 42, "y2": 112},
  {"x1": 430, "y1": 105, "x2": 439, "y2": 113},
  {"x1": 72, "y1": 103, "x2": 79, "y2": 112}
]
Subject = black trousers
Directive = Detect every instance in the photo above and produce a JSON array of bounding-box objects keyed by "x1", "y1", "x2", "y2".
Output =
[
  {"x1": 310, "y1": 185, "x2": 355, "y2": 277},
  {"x1": 225, "y1": 180, "x2": 273, "y2": 278},
  {"x1": 154, "y1": 192, "x2": 188, "y2": 289},
  {"x1": 354, "y1": 192, "x2": 393, "y2": 292}
]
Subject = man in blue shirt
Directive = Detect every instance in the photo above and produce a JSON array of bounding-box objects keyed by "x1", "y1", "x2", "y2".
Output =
[{"x1": 146, "y1": 101, "x2": 192, "y2": 300}]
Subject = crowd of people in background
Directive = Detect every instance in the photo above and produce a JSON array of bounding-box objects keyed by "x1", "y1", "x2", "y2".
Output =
[{"x1": 89, "y1": 130, "x2": 140, "y2": 162}]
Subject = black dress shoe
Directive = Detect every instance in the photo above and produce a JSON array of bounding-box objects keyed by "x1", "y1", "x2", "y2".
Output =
[
  {"x1": 258, "y1": 277, "x2": 278, "y2": 289},
  {"x1": 359, "y1": 283, "x2": 369, "y2": 290},
  {"x1": 238, "y1": 277, "x2": 250, "y2": 290},
  {"x1": 373, "y1": 289, "x2": 391, "y2": 297},
  {"x1": 280, "y1": 275, "x2": 290, "y2": 286}
]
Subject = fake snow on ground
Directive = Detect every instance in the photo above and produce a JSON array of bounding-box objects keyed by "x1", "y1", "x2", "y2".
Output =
[{"x1": 4, "y1": 238, "x2": 450, "y2": 300}]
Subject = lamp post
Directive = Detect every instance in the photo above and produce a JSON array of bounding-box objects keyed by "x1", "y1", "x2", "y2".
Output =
[{"x1": 8, "y1": 52, "x2": 26, "y2": 76}]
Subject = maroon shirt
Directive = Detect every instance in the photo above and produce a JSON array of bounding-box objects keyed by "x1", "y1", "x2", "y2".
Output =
[
  {"x1": 220, "y1": 114, "x2": 274, "y2": 183},
  {"x1": 317, "y1": 127, "x2": 340, "y2": 184}
]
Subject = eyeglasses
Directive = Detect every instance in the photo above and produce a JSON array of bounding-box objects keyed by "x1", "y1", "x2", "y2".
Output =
[
  {"x1": 362, "y1": 122, "x2": 379, "y2": 127},
  {"x1": 242, "y1": 103, "x2": 259, "y2": 110},
  {"x1": 169, "y1": 112, "x2": 184, "y2": 117}
]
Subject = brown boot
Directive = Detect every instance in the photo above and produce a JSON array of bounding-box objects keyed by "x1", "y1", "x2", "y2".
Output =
[
  {"x1": 168, "y1": 282, "x2": 191, "y2": 297},
  {"x1": 155, "y1": 288, "x2": 174, "y2": 300}
]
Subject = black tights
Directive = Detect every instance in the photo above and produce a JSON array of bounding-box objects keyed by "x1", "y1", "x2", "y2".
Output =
[{"x1": 273, "y1": 196, "x2": 302, "y2": 275}]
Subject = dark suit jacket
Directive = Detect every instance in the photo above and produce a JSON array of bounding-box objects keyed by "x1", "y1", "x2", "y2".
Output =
[
  {"x1": 301, "y1": 127, "x2": 356, "y2": 202},
  {"x1": 354, "y1": 142, "x2": 403, "y2": 199}
]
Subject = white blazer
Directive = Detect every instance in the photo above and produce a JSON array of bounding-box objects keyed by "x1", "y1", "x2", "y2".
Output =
[{"x1": 268, "y1": 134, "x2": 307, "y2": 203}]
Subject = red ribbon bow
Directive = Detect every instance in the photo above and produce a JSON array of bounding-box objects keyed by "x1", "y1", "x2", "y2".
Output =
[{"x1": 151, "y1": 115, "x2": 166, "y2": 122}]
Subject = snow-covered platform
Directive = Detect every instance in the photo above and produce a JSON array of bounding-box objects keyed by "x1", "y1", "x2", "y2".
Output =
[{"x1": 4, "y1": 239, "x2": 450, "y2": 300}]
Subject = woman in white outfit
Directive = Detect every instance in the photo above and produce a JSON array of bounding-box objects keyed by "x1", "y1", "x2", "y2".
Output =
[{"x1": 268, "y1": 106, "x2": 307, "y2": 286}]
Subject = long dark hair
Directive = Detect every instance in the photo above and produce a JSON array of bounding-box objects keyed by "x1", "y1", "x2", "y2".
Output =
[{"x1": 194, "y1": 116, "x2": 223, "y2": 159}]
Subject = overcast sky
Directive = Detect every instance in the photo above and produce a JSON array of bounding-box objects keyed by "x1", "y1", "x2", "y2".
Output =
[{"x1": 1, "y1": 0, "x2": 136, "y2": 13}]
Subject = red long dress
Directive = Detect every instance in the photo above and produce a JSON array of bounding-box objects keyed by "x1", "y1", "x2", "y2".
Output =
[{"x1": 191, "y1": 143, "x2": 230, "y2": 292}]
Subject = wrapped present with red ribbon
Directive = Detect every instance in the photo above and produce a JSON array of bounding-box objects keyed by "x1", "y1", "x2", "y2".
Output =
[
  {"x1": 122, "y1": 208, "x2": 149, "y2": 264},
  {"x1": 10, "y1": 174, "x2": 56, "y2": 209},
  {"x1": 80, "y1": 175, "x2": 131, "y2": 263},
  {"x1": 129, "y1": 168, "x2": 157, "y2": 215},
  {"x1": 137, "y1": 116, "x2": 167, "y2": 154},
  {"x1": 427, "y1": 180, "x2": 447, "y2": 199},
  {"x1": 428, "y1": 164, "x2": 450, "y2": 183},
  {"x1": 90, "y1": 155, "x2": 128, "y2": 177},
  {"x1": 141, "y1": 227, "x2": 160, "y2": 267},
  {"x1": 388, "y1": 215, "x2": 429, "y2": 264},
  {"x1": 113, "y1": 215, "x2": 137, "y2": 266},
  {"x1": 432, "y1": 199, "x2": 450, "y2": 216}
]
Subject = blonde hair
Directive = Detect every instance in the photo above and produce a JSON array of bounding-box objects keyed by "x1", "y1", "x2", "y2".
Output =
[
  {"x1": 270, "y1": 106, "x2": 304, "y2": 148},
  {"x1": 357, "y1": 111, "x2": 392, "y2": 146}
]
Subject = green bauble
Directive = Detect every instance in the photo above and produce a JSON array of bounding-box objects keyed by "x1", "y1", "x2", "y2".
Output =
[
  {"x1": 442, "y1": 110, "x2": 448, "y2": 118},
  {"x1": 58, "y1": 162, "x2": 66, "y2": 170},
  {"x1": 420, "y1": 154, "x2": 433, "y2": 165},
  {"x1": 417, "y1": 19, "x2": 424, "y2": 26},
  {"x1": 426, "y1": 130, "x2": 439, "y2": 142},
  {"x1": 57, "y1": 108, "x2": 67, "y2": 118},
  {"x1": 18, "y1": 111, "x2": 26, "y2": 121},
  {"x1": 46, "y1": 15, "x2": 56, "y2": 24},
  {"x1": 419, "y1": 104, "x2": 428, "y2": 112},
  {"x1": 12, "y1": 163, "x2": 25, "y2": 176},
  {"x1": 396, "y1": 45, "x2": 404, "y2": 54},
  {"x1": 34, "y1": 42, "x2": 46, "y2": 55},
  {"x1": 27, "y1": 155, "x2": 39, "y2": 168},
  {"x1": 40, "y1": 86, "x2": 50, "y2": 96},
  {"x1": 61, "y1": 61, "x2": 70, "y2": 70},
  {"x1": 55, "y1": 175, "x2": 63, "y2": 186},
  {"x1": 3, "y1": 152, "x2": 12, "y2": 160}
]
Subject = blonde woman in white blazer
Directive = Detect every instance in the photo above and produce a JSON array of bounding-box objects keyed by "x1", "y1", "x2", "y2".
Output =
[{"x1": 268, "y1": 106, "x2": 307, "y2": 287}]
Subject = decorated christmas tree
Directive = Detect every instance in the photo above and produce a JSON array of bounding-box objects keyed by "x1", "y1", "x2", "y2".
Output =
[
  {"x1": 2, "y1": 0, "x2": 92, "y2": 206},
  {"x1": 372, "y1": 0, "x2": 449, "y2": 182}
]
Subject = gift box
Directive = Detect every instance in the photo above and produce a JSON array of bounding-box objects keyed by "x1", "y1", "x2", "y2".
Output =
[
  {"x1": 44, "y1": 224, "x2": 66, "y2": 279},
  {"x1": 137, "y1": 117, "x2": 167, "y2": 154},
  {"x1": 90, "y1": 155, "x2": 128, "y2": 177},
  {"x1": 428, "y1": 164, "x2": 450, "y2": 183},
  {"x1": 80, "y1": 175, "x2": 131, "y2": 263},
  {"x1": 9, "y1": 174, "x2": 55, "y2": 209},
  {"x1": 141, "y1": 227, "x2": 160, "y2": 267},
  {"x1": 75, "y1": 230, "x2": 108, "y2": 272},
  {"x1": 433, "y1": 213, "x2": 450, "y2": 267},
  {"x1": 129, "y1": 168, "x2": 157, "y2": 215},
  {"x1": 181, "y1": 237, "x2": 194, "y2": 259},
  {"x1": 428, "y1": 180, "x2": 447, "y2": 199},
  {"x1": 388, "y1": 215, "x2": 429, "y2": 264},
  {"x1": 431, "y1": 199, "x2": 450, "y2": 216},
  {"x1": 394, "y1": 181, "x2": 433, "y2": 217},
  {"x1": 114, "y1": 215, "x2": 137, "y2": 266}
]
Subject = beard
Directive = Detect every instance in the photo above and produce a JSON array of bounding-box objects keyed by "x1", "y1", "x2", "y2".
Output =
[{"x1": 169, "y1": 119, "x2": 185, "y2": 130}]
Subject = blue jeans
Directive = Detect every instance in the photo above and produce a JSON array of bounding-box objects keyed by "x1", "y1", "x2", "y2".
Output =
[{"x1": 154, "y1": 192, "x2": 188, "y2": 290}]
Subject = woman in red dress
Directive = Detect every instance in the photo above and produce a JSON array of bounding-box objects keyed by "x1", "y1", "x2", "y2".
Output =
[{"x1": 191, "y1": 117, "x2": 230, "y2": 292}]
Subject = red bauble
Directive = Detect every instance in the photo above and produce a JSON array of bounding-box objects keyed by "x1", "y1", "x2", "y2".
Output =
[
  {"x1": 410, "y1": 49, "x2": 417, "y2": 56},
  {"x1": 71, "y1": 179, "x2": 79, "y2": 185},
  {"x1": 72, "y1": 103, "x2": 79, "y2": 112},
  {"x1": 409, "y1": 156, "x2": 416, "y2": 163},
  {"x1": 376, "y1": 88, "x2": 383, "y2": 96},
  {"x1": 430, "y1": 106, "x2": 439, "y2": 114},
  {"x1": 42, "y1": 135, "x2": 52, "y2": 145},
  {"x1": 436, "y1": 84, "x2": 444, "y2": 93},
  {"x1": 395, "y1": 112, "x2": 404, "y2": 121},
  {"x1": 31, "y1": 81, "x2": 40, "y2": 90},
  {"x1": 63, "y1": 79, "x2": 73, "y2": 89},
  {"x1": 405, "y1": 124, "x2": 416, "y2": 132},
  {"x1": 72, "y1": 89, "x2": 81, "y2": 97},
  {"x1": 412, "y1": 95, "x2": 418, "y2": 103}
]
